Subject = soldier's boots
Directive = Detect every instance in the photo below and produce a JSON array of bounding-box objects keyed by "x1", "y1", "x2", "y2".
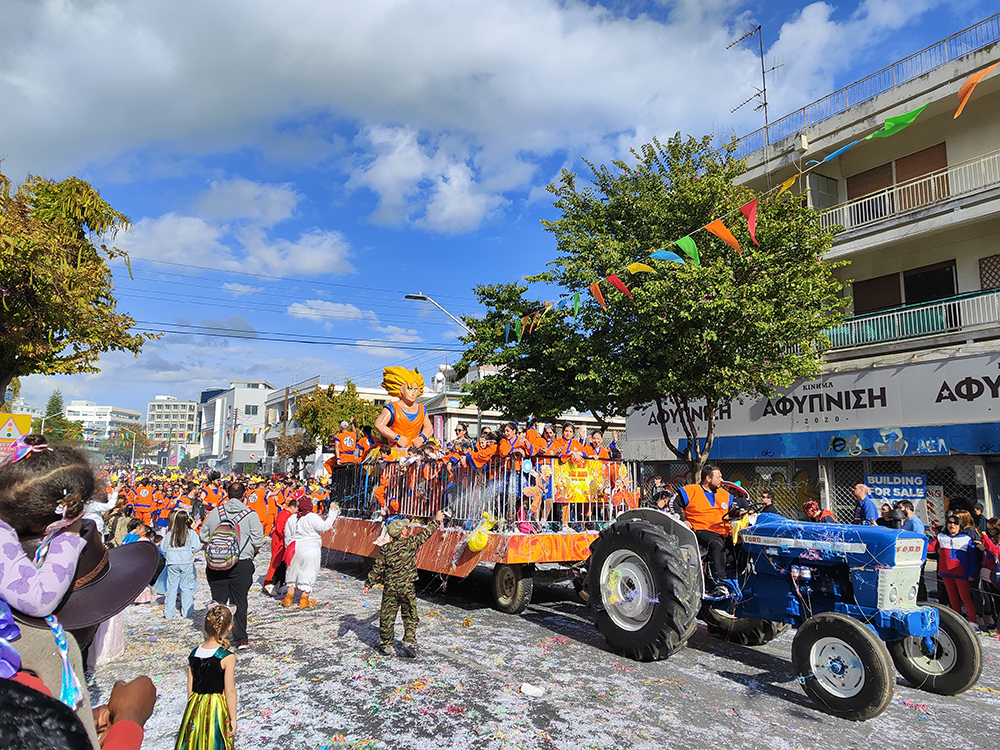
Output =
[
  {"x1": 378, "y1": 643, "x2": 393, "y2": 656},
  {"x1": 401, "y1": 640, "x2": 419, "y2": 658}
]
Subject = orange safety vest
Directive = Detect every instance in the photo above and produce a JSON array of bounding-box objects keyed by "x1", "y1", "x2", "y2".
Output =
[
  {"x1": 384, "y1": 402, "x2": 427, "y2": 444},
  {"x1": 334, "y1": 431, "x2": 360, "y2": 462},
  {"x1": 681, "y1": 483, "x2": 731, "y2": 536}
]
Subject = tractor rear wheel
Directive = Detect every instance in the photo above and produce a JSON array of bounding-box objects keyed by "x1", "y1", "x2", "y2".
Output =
[
  {"x1": 792, "y1": 612, "x2": 894, "y2": 721},
  {"x1": 701, "y1": 606, "x2": 788, "y2": 646},
  {"x1": 887, "y1": 602, "x2": 982, "y2": 695},
  {"x1": 589, "y1": 521, "x2": 699, "y2": 661}
]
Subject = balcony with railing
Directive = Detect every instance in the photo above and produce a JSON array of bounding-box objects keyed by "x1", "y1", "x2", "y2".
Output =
[
  {"x1": 824, "y1": 287, "x2": 1000, "y2": 351},
  {"x1": 819, "y1": 149, "x2": 1000, "y2": 234},
  {"x1": 730, "y1": 13, "x2": 1000, "y2": 161}
]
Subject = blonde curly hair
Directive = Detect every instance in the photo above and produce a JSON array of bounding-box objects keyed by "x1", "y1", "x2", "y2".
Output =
[{"x1": 381, "y1": 366, "x2": 425, "y2": 399}]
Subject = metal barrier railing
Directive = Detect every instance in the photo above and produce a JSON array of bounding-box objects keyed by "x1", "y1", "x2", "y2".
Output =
[
  {"x1": 824, "y1": 287, "x2": 1000, "y2": 350},
  {"x1": 728, "y1": 13, "x2": 1000, "y2": 161},
  {"x1": 328, "y1": 456, "x2": 644, "y2": 531},
  {"x1": 819, "y1": 149, "x2": 1000, "y2": 232}
]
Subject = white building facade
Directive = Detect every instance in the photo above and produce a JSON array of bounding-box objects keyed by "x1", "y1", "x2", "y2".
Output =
[
  {"x1": 198, "y1": 379, "x2": 275, "y2": 471},
  {"x1": 64, "y1": 400, "x2": 142, "y2": 448}
]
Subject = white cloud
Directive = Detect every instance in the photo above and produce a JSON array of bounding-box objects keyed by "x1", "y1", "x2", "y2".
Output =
[
  {"x1": 0, "y1": 0, "x2": 954, "y2": 233},
  {"x1": 196, "y1": 177, "x2": 300, "y2": 226},
  {"x1": 286, "y1": 299, "x2": 371, "y2": 328},
  {"x1": 221, "y1": 282, "x2": 264, "y2": 296},
  {"x1": 117, "y1": 213, "x2": 354, "y2": 276}
]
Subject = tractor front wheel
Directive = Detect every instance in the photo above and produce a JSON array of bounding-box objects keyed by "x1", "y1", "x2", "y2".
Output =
[
  {"x1": 888, "y1": 602, "x2": 982, "y2": 695},
  {"x1": 792, "y1": 612, "x2": 894, "y2": 721}
]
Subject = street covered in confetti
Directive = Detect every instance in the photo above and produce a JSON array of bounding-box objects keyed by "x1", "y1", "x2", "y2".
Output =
[{"x1": 88, "y1": 552, "x2": 1000, "y2": 750}]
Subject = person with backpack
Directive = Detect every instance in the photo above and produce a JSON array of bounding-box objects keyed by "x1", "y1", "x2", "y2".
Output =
[{"x1": 199, "y1": 481, "x2": 265, "y2": 651}]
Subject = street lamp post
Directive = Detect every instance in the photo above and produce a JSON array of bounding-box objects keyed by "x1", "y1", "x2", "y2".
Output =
[
  {"x1": 118, "y1": 427, "x2": 138, "y2": 468},
  {"x1": 404, "y1": 293, "x2": 481, "y2": 434}
]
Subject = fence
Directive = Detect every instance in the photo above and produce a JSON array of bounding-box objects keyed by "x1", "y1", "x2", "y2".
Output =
[
  {"x1": 824, "y1": 287, "x2": 1000, "y2": 350},
  {"x1": 329, "y1": 456, "x2": 643, "y2": 530},
  {"x1": 819, "y1": 149, "x2": 1000, "y2": 233},
  {"x1": 730, "y1": 13, "x2": 1000, "y2": 161},
  {"x1": 830, "y1": 455, "x2": 982, "y2": 523}
]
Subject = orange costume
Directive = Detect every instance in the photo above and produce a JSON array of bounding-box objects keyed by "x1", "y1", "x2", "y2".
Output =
[
  {"x1": 246, "y1": 486, "x2": 277, "y2": 536},
  {"x1": 375, "y1": 366, "x2": 432, "y2": 448},
  {"x1": 133, "y1": 484, "x2": 155, "y2": 525},
  {"x1": 333, "y1": 431, "x2": 360, "y2": 464}
]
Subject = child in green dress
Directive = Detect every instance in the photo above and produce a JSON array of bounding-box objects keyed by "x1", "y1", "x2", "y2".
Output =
[{"x1": 175, "y1": 605, "x2": 238, "y2": 750}]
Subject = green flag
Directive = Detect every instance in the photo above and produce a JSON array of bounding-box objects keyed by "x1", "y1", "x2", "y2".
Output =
[
  {"x1": 572, "y1": 292, "x2": 581, "y2": 320},
  {"x1": 514, "y1": 316, "x2": 523, "y2": 342},
  {"x1": 675, "y1": 236, "x2": 700, "y2": 265},
  {"x1": 864, "y1": 104, "x2": 927, "y2": 140}
]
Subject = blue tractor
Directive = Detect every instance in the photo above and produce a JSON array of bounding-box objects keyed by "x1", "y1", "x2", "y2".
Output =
[{"x1": 587, "y1": 487, "x2": 982, "y2": 721}]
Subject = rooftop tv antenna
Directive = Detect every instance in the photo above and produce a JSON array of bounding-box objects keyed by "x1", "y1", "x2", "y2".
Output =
[{"x1": 727, "y1": 25, "x2": 783, "y2": 187}]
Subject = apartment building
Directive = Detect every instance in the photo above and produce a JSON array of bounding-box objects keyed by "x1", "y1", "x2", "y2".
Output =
[
  {"x1": 198, "y1": 379, "x2": 275, "y2": 471},
  {"x1": 64, "y1": 400, "x2": 142, "y2": 447},
  {"x1": 146, "y1": 395, "x2": 198, "y2": 443},
  {"x1": 626, "y1": 14, "x2": 1000, "y2": 523}
]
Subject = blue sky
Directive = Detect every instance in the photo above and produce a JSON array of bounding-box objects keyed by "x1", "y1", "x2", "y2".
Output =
[{"x1": 2, "y1": 0, "x2": 993, "y2": 413}]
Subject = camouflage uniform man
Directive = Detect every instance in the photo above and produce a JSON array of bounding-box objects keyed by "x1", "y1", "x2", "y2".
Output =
[{"x1": 363, "y1": 510, "x2": 444, "y2": 657}]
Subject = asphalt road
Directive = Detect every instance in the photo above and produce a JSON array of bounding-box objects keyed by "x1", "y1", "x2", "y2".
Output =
[{"x1": 88, "y1": 552, "x2": 1000, "y2": 750}]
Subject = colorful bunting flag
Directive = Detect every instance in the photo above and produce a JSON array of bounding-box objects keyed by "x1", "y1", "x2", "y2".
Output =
[
  {"x1": 572, "y1": 292, "x2": 581, "y2": 320},
  {"x1": 675, "y1": 236, "x2": 700, "y2": 265},
  {"x1": 776, "y1": 174, "x2": 797, "y2": 198},
  {"x1": 504, "y1": 323, "x2": 510, "y2": 343},
  {"x1": 705, "y1": 219, "x2": 741, "y2": 256},
  {"x1": 589, "y1": 282, "x2": 606, "y2": 310},
  {"x1": 528, "y1": 311, "x2": 541, "y2": 334},
  {"x1": 955, "y1": 61, "x2": 1000, "y2": 119},
  {"x1": 607, "y1": 274, "x2": 633, "y2": 299},
  {"x1": 627, "y1": 262, "x2": 655, "y2": 274},
  {"x1": 649, "y1": 250, "x2": 685, "y2": 263},
  {"x1": 739, "y1": 199, "x2": 758, "y2": 246},
  {"x1": 556, "y1": 298, "x2": 568, "y2": 310},
  {"x1": 819, "y1": 138, "x2": 862, "y2": 164},
  {"x1": 514, "y1": 317, "x2": 523, "y2": 342},
  {"x1": 864, "y1": 104, "x2": 927, "y2": 140}
]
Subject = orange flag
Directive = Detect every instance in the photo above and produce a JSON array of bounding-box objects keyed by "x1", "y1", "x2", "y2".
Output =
[
  {"x1": 955, "y1": 61, "x2": 1000, "y2": 119},
  {"x1": 589, "y1": 282, "x2": 606, "y2": 310},
  {"x1": 528, "y1": 310, "x2": 541, "y2": 334},
  {"x1": 705, "y1": 219, "x2": 741, "y2": 255},
  {"x1": 606, "y1": 274, "x2": 633, "y2": 300}
]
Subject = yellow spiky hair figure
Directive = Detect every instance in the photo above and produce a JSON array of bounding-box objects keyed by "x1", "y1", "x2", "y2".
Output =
[{"x1": 381, "y1": 366, "x2": 425, "y2": 399}]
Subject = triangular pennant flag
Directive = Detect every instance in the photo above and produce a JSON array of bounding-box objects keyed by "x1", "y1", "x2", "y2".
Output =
[
  {"x1": 819, "y1": 138, "x2": 862, "y2": 164},
  {"x1": 556, "y1": 298, "x2": 568, "y2": 310},
  {"x1": 589, "y1": 282, "x2": 606, "y2": 310},
  {"x1": 606, "y1": 274, "x2": 633, "y2": 300},
  {"x1": 739, "y1": 199, "x2": 758, "y2": 246},
  {"x1": 572, "y1": 292, "x2": 581, "y2": 320},
  {"x1": 675, "y1": 236, "x2": 700, "y2": 265},
  {"x1": 504, "y1": 323, "x2": 510, "y2": 343},
  {"x1": 541, "y1": 301, "x2": 552, "y2": 317},
  {"x1": 528, "y1": 310, "x2": 541, "y2": 334},
  {"x1": 650, "y1": 250, "x2": 685, "y2": 263},
  {"x1": 955, "y1": 61, "x2": 1000, "y2": 119},
  {"x1": 705, "y1": 219, "x2": 741, "y2": 256},
  {"x1": 864, "y1": 104, "x2": 927, "y2": 139},
  {"x1": 627, "y1": 262, "x2": 655, "y2": 274},
  {"x1": 514, "y1": 317, "x2": 523, "y2": 342},
  {"x1": 776, "y1": 174, "x2": 797, "y2": 198}
]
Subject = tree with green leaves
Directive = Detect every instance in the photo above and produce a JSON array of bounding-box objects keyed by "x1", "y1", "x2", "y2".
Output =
[
  {"x1": 458, "y1": 135, "x2": 848, "y2": 475},
  {"x1": 294, "y1": 380, "x2": 381, "y2": 445},
  {"x1": 275, "y1": 431, "x2": 316, "y2": 476},
  {"x1": 0, "y1": 170, "x2": 153, "y2": 401},
  {"x1": 31, "y1": 390, "x2": 82, "y2": 444},
  {"x1": 99, "y1": 424, "x2": 153, "y2": 463}
]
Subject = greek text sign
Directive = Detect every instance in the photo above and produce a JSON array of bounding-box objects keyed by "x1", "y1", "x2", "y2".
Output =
[
  {"x1": 627, "y1": 352, "x2": 1000, "y2": 440},
  {"x1": 864, "y1": 474, "x2": 927, "y2": 501}
]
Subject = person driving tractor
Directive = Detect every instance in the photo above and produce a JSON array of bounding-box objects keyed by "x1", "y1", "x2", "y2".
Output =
[{"x1": 672, "y1": 464, "x2": 739, "y2": 598}]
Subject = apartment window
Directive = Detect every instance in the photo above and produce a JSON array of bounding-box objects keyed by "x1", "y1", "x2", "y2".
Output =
[
  {"x1": 852, "y1": 273, "x2": 901, "y2": 314},
  {"x1": 244, "y1": 405, "x2": 259, "y2": 415},
  {"x1": 904, "y1": 260, "x2": 956, "y2": 305},
  {"x1": 242, "y1": 433, "x2": 257, "y2": 444},
  {"x1": 808, "y1": 173, "x2": 839, "y2": 211}
]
